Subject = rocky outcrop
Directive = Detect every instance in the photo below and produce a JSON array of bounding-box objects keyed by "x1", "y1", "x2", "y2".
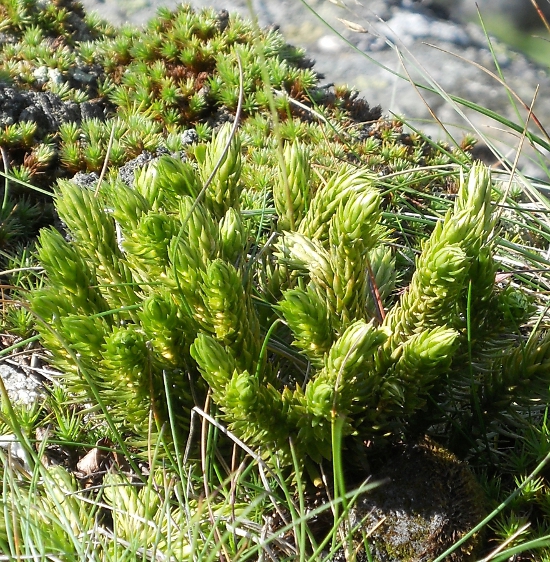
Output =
[{"x1": 0, "y1": 86, "x2": 107, "y2": 134}]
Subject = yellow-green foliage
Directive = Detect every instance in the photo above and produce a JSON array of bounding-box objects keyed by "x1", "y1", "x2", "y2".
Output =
[{"x1": 31, "y1": 109, "x2": 548, "y2": 478}]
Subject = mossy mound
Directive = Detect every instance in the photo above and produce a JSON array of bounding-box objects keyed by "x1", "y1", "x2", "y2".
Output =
[{"x1": 349, "y1": 439, "x2": 486, "y2": 562}]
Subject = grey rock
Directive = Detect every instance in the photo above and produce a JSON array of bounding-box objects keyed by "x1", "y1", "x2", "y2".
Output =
[
  {"x1": 117, "y1": 150, "x2": 159, "y2": 187},
  {"x1": 72, "y1": 171, "x2": 100, "y2": 190},
  {"x1": 180, "y1": 128, "x2": 199, "y2": 145},
  {"x1": 80, "y1": 100, "x2": 109, "y2": 121},
  {"x1": 19, "y1": 93, "x2": 81, "y2": 133},
  {"x1": 353, "y1": 10, "x2": 473, "y2": 51},
  {"x1": 392, "y1": 11, "x2": 469, "y2": 45},
  {"x1": 0, "y1": 86, "x2": 109, "y2": 136},
  {"x1": 0, "y1": 363, "x2": 43, "y2": 405}
]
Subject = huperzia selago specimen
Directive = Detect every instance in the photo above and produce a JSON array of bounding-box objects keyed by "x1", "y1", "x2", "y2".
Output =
[{"x1": 31, "y1": 124, "x2": 550, "y2": 475}]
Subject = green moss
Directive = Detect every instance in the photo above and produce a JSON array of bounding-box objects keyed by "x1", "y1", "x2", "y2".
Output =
[
  {"x1": 0, "y1": 0, "x2": 477, "y2": 253},
  {"x1": 352, "y1": 440, "x2": 486, "y2": 561}
]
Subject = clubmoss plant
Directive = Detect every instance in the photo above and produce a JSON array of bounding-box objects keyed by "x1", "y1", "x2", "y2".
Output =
[
  {"x1": 30, "y1": 108, "x2": 547, "y2": 480},
  {"x1": 29, "y1": 120, "x2": 550, "y2": 560}
]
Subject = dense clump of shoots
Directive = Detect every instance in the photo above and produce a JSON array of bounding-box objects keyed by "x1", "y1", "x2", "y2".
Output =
[
  {"x1": 31, "y1": 108, "x2": 550, "y2": 483},
  {"x1": 193, "y1": 163, "x2": 501, "y2": 470}
]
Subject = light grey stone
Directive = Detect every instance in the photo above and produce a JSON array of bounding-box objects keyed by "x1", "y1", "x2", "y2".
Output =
[{"x1": 0, "y1": 363, "x2": 43, "y2": 405}]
